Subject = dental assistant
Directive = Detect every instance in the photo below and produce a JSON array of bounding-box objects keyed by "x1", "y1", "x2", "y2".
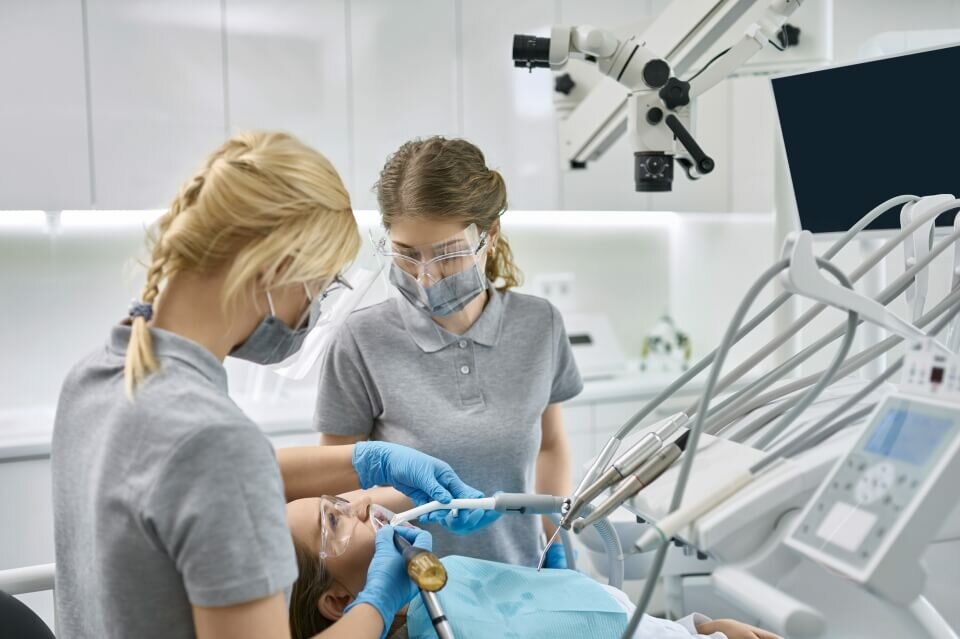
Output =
[
  {"x1": 315, "y1": 136, "x2": 582, "y2": 567},
  {"x1": 51, "y1": 132, "x2": 485, "y2": 639}
]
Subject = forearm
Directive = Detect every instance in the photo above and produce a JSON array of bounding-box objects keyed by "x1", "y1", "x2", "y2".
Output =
[
  {"x1": 315, "y1": 603, "x2": 384, "y2": 639},
  {"x1": 276, "y1": 445, "x2": 361, "y2": 502}
]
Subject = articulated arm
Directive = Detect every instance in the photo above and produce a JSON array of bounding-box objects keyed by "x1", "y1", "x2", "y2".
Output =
[{"x1": 512, "y1": 0, "x2": 804, "y2": 192}]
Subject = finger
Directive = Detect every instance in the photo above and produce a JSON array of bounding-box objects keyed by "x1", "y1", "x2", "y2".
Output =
[
  {"x1": 421, "y1": 474, "x2": 453, "y2": 504},
  {"x1": 436, "y1": 467, "x2": 483, "y2": 500},
  {"x1": 420, "y1": 510, "x2": 450, "y2": 525},
  {"x1": 755, "y1": 629, "x2": 782, "y2": 639},
  {"x1": 394, "y1": 525, "x2": 433, "y2": 551},
  {"x1": 401, "y1": 487, "x2": 435, "y2": 508},
  {"x1": 373, "y1": 525, "x2": 396, "y2": 548}
]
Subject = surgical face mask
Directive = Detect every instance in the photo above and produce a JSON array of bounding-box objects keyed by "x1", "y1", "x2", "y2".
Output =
[
  {"x1": 375, "y1": 224, "x2": 489, "y2": 317},
  {"x1": 230, "y1": 274, "x2": 352, "y2": 365}
]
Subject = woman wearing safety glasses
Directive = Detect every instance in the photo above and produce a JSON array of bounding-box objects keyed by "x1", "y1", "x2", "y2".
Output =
[
  {"x1": 51, "y1": 132, "x2": 487, "y2": 639},
  {"x1": 315, "y1": 136, "x2": 582, "y2": 569}
]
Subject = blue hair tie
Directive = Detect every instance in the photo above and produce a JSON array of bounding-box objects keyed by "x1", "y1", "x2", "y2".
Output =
[{"x1": 128, "y1": 301, "x2": 154, "y2": 322}]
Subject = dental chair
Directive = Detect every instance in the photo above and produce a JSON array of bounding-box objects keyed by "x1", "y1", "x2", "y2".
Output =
[{"x1": 0, "y1": 563, "x2": 56, "y2": 638}]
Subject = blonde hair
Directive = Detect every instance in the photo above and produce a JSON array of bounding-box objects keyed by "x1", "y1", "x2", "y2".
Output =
[
  {"x1": 125, "y1": 131, "x2": 359, "y2": 398},
  {"x1": 374, "y1": 136, "x2": 522, "y2": 290}
]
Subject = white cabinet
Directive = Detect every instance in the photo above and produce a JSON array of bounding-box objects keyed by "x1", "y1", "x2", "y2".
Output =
[
  {"x1": 0, "y1": 1, "x2": 91, "y2": 210},
  {"x1": 348, "y1": 0, "x2": 460, "y2": 210},
  {"x1": 85, "y1": 0, "x2": 226, "y2": 209},
  {"x1": 224, "y1": 0, "x2": 353, "y2": 191},
  {"x1": 459, "y1": 0, "x2": 560, "y2": 210}
]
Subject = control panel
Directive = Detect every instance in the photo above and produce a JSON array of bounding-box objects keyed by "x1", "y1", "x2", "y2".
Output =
[{"x1": 785, "y1": 391, "x2": 960, "y2": 604}]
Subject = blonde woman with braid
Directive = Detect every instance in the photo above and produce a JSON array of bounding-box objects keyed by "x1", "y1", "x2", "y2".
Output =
[
  {"x1": 51, "y1": 131, "x2": 488, "y2": 639},
  {"x1": 315, "y1": 137, "x2": 582, "y2": 570}
]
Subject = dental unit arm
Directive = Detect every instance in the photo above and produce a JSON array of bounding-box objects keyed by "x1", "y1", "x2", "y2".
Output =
[{"x1": 513, "y1": 0, "x2": 804, "y2": 191}]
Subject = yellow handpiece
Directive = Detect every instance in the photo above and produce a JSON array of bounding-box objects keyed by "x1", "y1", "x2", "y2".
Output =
[{"x1": 406, "y1": 550, "x2": 448, "y2": 592}]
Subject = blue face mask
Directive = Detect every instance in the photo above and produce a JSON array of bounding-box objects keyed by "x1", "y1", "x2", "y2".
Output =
[
  {"x1": 230, "y1": 289, "x2": 315, "y2": 365},
  {"x1": 389, "y1": 263, "x2": 487, "y2": 317}
]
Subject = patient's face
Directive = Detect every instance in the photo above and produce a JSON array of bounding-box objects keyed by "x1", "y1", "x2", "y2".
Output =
[{"x1": 287, "y1": 495, "x2": 377, "y2": 596}]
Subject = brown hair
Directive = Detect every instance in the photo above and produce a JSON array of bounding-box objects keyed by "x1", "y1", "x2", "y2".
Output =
[
  {"x1": 290, "y1": 540, "x2": 335, "y2": 639},
  {"x1": 124, "y1": 131, "x2": 359, "y2": 398},
  {"x1": 374, "y1": 136, "x2": 522, "y2": 290}
]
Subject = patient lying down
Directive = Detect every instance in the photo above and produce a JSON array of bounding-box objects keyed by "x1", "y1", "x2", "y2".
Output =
[{"x1": 286, "y1": 495, "x2": 781, "y2": 639}]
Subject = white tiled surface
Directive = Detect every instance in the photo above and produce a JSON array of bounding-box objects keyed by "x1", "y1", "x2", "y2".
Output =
[
  {"x1": 0, "y1": 1, "x2": 91, "y2": 210},
  {"x1": 348, "y1": 0, "x2": 460, "y2": 208},
  {"x1": 224, "y1": 0, "x2": 353, "y2": 192}
]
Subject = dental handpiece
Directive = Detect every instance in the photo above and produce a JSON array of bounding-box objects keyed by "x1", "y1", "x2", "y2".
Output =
[
  {"x1": 393, "y1": 531, "x2": 447, "y2": 592},
  {"x1": 573, "y1": 430, "x2": 690, "y2": 534},
  {"x1": 560, "y1": 413, "x2": 689, "y2": 530}
]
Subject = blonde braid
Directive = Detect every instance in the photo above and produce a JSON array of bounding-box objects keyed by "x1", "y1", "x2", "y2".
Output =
[{"x1": 123, "y1": 174, "x2": 205, "y2": 398}]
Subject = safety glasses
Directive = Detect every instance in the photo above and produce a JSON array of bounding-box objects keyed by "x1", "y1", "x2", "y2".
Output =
[
  {"x1": 291, "y1": 271, "x2": 354, "y2": 331},
  {"x1": 317, "y1": 496, "x2": 397, "y2": 582},
  {"x1": 374, "y1": 224, "x2": 487, "y2": 285}
]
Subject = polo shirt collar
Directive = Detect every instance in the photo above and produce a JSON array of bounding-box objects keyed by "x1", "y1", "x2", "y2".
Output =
[
  {"x1": 108, "y1": 324, "x2": 229, "y2": 392},
  {"x1": 395, "y1": 282, "x2": 505, "y2": 353}
]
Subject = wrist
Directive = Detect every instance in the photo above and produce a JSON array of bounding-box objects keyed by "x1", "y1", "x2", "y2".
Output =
[{"x1": 352, "y1": 441, "x2": 386, "y2": 489}]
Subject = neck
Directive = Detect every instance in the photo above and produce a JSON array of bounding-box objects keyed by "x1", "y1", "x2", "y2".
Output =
[
  {"x1": 431, "y1": 288, "x2": 489, "y2": 335},
  {"x1": 151, "y1": 271, "x2": 256, "y2": 361}
]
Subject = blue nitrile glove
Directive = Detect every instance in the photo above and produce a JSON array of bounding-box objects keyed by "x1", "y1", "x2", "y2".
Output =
[
  {"x1": 346, "y1": 525, "x2": 432, "y2": 638},
  {"x1": 421, "y1": 489, "x2": 503, "y2": 535},
  {"x1": 353, "y1": 441, "x2": 479, "y2": 506},
  {"x1": 544, "y1": 542, "x2": 576, "y2": 569}
]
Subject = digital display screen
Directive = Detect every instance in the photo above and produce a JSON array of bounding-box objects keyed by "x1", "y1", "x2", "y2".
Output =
[
  {"x1": 772, "y1": 45, "x2": 960, "y2": 234},
  {"x1": 863, "y1": 408, "x2": 953, "y2": 466}
]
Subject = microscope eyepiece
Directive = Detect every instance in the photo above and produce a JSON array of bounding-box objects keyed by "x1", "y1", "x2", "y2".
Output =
[{"x1": 513, "y1": 34, "x2": 552, "y2": 70}]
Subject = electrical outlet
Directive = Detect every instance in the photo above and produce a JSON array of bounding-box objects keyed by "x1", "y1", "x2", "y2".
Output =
[{"x1": 532, "y1": 272, "x2": 576, "y2": 310}]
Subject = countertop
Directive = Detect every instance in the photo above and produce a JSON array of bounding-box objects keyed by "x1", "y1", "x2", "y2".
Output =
[{"x1": 0, "y1": 368, "x2": 718, "y2": 462}]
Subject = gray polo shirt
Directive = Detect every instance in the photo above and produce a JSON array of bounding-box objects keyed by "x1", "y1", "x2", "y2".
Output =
[
  {"x1": 314, "y1": 285, "x2": 583, "y2": 566},
  {"x1": 51, "y1": 326, "x2": 296, "y2": 639}
]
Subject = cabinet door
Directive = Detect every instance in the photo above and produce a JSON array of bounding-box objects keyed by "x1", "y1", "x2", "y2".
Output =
[
  {"x1": 563, "y1": 404, "x2": 594, "y2": 483},
  {"x1": 86, "y1": 0, "x2": 226, "y2": 209},
  {"x1": 349, "y1": 0, "x2": 460, "y2": 210},
  {"x1": 460, "y1": 0, "x2": 560, "y2": 210},
  {"x1": 0, "y1": 1, "x2": 91, "y2": 209},
  {"x1": 224, "y1": 0, "x2": 352, "y2": 190}
]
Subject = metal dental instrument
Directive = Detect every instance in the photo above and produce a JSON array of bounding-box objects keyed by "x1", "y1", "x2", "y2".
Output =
[
  {"x1": 539, "y1": 413, "x2": 688, "y2": 570},
  {"x1": 394, "y1": 531, "x2": 454, "y2": 639},
  {"x1": 573, "y1": 430, "x2": 690, "y2": 533}
]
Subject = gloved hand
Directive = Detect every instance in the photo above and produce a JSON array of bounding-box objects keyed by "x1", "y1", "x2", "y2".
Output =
[
  {"x1": 543, "y1": 542, "x2": 572, "y2": 569},
  {"x1": 422, "y1": 506, "x2": 502, "y2": 535},
  {"x1": 353, "y1": 441, "x2": 479, "y2": 506},
  {"x1": 346, "y1": 525, "x2": 432, "y2": 637}
]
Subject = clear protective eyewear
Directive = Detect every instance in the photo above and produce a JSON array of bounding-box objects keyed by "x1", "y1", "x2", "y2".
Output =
[
  {"x1": 317, "y1": 496, "x2": 402, "y2": 580},
  {"x1": 374, "y1": 223, "x2": 488, "y2": 286},
  {"x1": 285, "y1": 271, "x2": 353, "y2": 332},
  {"x1": 267, "y1": 263, "x2": 383, "y2": 380}
]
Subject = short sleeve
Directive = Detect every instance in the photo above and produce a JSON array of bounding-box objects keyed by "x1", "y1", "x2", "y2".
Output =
[
  {"x1": 549, "y1": 304, "x2": 584, "y2": 404},
  {"x1": 313, "y1": 323, "x2": 380, "y2": 437},
  {"x1": 141, "y1": 425, "x2": 297, "y2": 607}
]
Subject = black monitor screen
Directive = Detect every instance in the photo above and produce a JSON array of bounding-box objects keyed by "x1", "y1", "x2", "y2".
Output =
[{"x1": 772, "y1": 44, "x2": 960, "y2": 234}]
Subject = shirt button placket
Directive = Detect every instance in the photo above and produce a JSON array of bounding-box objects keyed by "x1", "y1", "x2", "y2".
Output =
[{"x1": 455, "y1": 339, "x2": 483, "y2": 406}]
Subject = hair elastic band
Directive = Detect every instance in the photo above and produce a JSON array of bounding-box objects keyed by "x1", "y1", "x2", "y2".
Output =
[{"x1": 128, "y1": 301, "x2": 154, "y2": 322}]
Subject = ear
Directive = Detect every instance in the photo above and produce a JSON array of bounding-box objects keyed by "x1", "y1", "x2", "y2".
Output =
[
  {"x1": 318, "y1": 582, "x2": 355, "y2": 622},
  {"x1": 487, "y1": 220, "x2": 501, "y2": 250},
  {"x1": 257, "y1": 256, "x2": 296, "y2": 289}
]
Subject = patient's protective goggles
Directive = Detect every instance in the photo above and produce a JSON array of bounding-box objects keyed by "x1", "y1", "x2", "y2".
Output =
[
  {"x1": 373, "y1": 224, "x2": 490, "y2": 317},
  {"x1": 318, "y1": 496, "x2": 397, "y2": 561}
]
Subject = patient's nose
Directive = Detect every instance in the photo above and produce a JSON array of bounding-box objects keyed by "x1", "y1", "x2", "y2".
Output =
[{"x1": 353, "y1": 495, "x2": 373, "y2": 522}]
